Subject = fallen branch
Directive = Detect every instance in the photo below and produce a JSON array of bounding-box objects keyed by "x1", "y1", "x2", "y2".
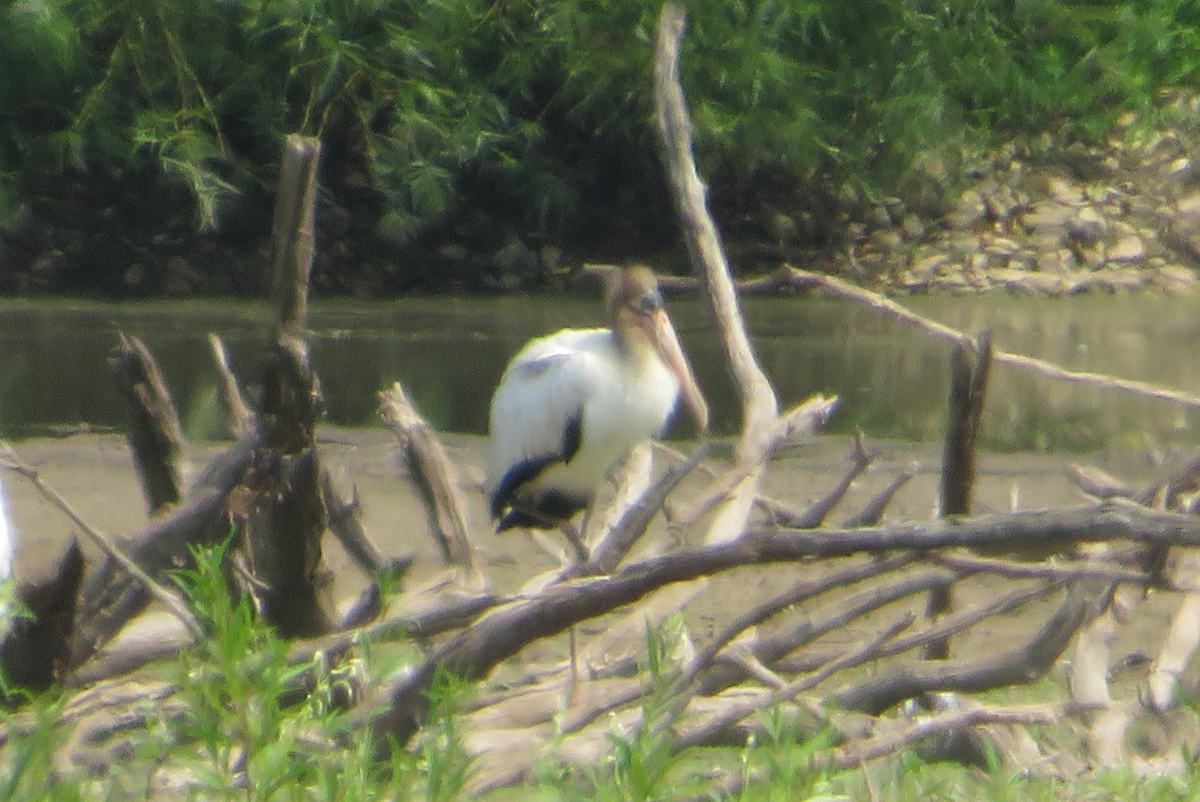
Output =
[
  {"x1": 830, "y1": 701, "x2": 1095, "y2": 767},
  {"x1": 379, "y1": 382, "x2": 477, "y2": 573},
  {"x1": 777, "y1": 579, "x2": 1063, "y2": 674},
  {"x1": 363, "y1": 500, "x2": 1184, "y2": 753},
  {"x1": 834, "y1": 592, "x2": 1091, "y2": 715},
  {"x1": 675, "y1": 615, "x2": 915, "y2": 752},
  {"x1": 0, "y1": 447, "x2": 204, "y2": 644},
  {"x1": 697, "y1": 566, "x2": 957, "y2": 696},
  {"x1": 577, "y1": 443, "x2": 707, "y2": 576},
  {"x1": 684, "y1": 553, "x2": 917, "y2": 687},
  {"x1": 718, "y1": 265, "x2": 1200, "y2": 412}
]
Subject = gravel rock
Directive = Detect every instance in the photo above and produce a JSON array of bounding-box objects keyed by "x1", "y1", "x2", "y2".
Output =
[{"x1": 866, "y1": 125, "x2": 1200, "y2": 296}]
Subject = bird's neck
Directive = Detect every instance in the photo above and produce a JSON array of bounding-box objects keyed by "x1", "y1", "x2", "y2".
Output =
[{"x1": 611, "y1": 318, "x2": 656, "y2": 368}]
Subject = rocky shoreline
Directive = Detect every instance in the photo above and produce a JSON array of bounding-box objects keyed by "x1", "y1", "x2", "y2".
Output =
[{"x1": 844, "y1": 118, "x2": 1200, "y2": 297}]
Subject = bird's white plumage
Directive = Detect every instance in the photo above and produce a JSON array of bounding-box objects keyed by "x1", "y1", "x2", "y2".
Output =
[{"x1": 485, "y1": 327, "x2": 681, "y2": 516}]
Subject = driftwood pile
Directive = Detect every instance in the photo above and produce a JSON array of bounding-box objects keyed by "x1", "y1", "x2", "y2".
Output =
[{"x1": 4, "y1": 5, "x2": 1200, "y2": 797}]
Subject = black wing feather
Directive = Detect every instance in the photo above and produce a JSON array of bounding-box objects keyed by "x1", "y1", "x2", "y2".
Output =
[{"x1": 490, "y1": 407, "x2": 587, "y2": 528}]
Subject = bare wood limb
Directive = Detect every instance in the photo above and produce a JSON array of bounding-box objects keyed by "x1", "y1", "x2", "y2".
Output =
[
  {"x1": 830, "y1": 701, "x2": 1095, "y2": 768},
  {"x1": 683, "y1": 553, "x2": 917, "y2": 687},
  {"x1": 940, "y1": 332, "x2": 993, "y2": 518},
  {"x1": 654, "y1": 3, "x2": 778, "y2": 552},
  {"x1": 777, "y1": 580, "x2": 1063, "y2": 674},
  {"x1": 0, "y1": 447, "x2": 205, "y2": 644},
  {"x1": 319, "y1": 469, "x2": 411, "y2": 582},
  {"x1": 929, "y1": 552, "x2": 1153, "y2": 586},
  {"x1": 927, "y1": 332, "x2": 993, "y2": 659},
  {"x1": 755, "y1": 502, "x2": 1200, "y2": 555},
  {"x1": 584, "y1": 441, "x2": 653, "y2": 555},
  {"x1": 70, "y1": 436, "x2": 256, "y2": 668},
  {"x1": 777, "y1": 431, "x2": 873, "y2": 529},
  {"x1": 834, "y1": 592, "x2": 1092, "y2": 715},
  {"x1": 270, "y1": 135, "x2": 320, "y2": 341},
  {"x1": 675, "y1": 615, "x2": 915, "y2": 752},
  {"x1": 842, "y1": 471, "x2": 913, "y2": 528},
  {"x1": 670, "y1": 396, "x2": 836, "y2": 534},
  {"x1": 1147, "y1": 591, "x2": 1200, "y2": 711},
  {"x1": 578, "y1": 443, "x2": 708, "y2": 576},
  {"x1": 208, "y1": 333, "x2": 255, "y2": 438},
  {"x1": 659, "y1": 264, "x2": 1200, "y2": 415},
  {"x1": 108, "y1": 332, "x2": 184, "y2": 514},
  {"x1": 1067, "y1": 462, "x2": 1135, "y2": 501},
  {"x1": 363, "y1": 501, "x2": 1179, "y2": 755},
  {"x1": 654, "y1": 4, "x2": 778, "y2": 453},
  {"x1": 765, "y1": 396, "x2": 840, "y2": 455},
  {"x1": 650, "y1": 439, "x2": 841, "y2": 531},
  {"x1": 378, "y1": 382, "x2": 477, "y2": 573},
  {"x1": 697, "y1": 566, "x2": 956, "y2": 696},
  {"x1": 1154, "y1": 451, "x2": 1200, "y2": 508},
  {"x1": 764, "y1": 265, "x2": 1200, "y2": 411}
]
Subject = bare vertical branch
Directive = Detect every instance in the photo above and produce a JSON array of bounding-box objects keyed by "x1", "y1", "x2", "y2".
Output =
[
  {"x1": 108, "y1": 332, "x2": 184, "y2": 515},
  {"x1": 925, "y1": 331, "x2": 993, "y2": 660},
  {"x1": 940, "y1": 332, "x2": 993, "y2": 517},
  {"x1": 653, "y1": 5, "x2": 777, "y2": 442},
  {"x1": 270, "y1": 135, "x2": 320, "y2": 341},
  {"x1": 654, "y1": 4, "x2": 780, "y2": 547},
  {"x1": 208, "y1": 333, "x2": 255, "y2": 438}
]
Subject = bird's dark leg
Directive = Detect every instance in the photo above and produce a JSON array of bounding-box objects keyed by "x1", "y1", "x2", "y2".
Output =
[
  {"x1": 510, "y1": 503, "x2": 590, "y2": 564},
  {"x1": 558, "y1": 520, "x2": 590, "y2": 565}
]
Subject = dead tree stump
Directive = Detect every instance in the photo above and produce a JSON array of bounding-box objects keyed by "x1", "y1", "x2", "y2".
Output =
[{"x1": 235, "y1": 134, "x2": 335, "y2": 639}]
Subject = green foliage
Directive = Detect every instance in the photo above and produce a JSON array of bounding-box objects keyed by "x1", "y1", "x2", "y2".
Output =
[
  {"x1": 165, "y1": 536, "x2": 316, "y2": 798},
  {"x1": 3, "y1": 0, "x2": 1200, "y2": 253}
]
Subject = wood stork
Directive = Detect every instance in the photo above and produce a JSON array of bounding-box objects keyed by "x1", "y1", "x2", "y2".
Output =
[{"x1": 485, "y1": 266, "x2": 708, "y2": 555}]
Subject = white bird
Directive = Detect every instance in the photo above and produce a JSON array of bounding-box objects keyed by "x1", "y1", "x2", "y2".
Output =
[{"x1": 485, "y1": 266, "x2": 709, "y2": 556}]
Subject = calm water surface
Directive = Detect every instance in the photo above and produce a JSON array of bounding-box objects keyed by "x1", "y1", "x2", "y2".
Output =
[{"x1": 1, "y1": 293, "x2": 1198, "y2": 453}]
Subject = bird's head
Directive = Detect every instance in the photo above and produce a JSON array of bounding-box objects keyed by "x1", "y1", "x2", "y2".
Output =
[{"x1": 607, "y1": 266, "x2": 709, "y2": 434}]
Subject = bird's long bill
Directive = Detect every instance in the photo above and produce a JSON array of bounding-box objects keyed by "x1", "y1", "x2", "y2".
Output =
[{"x1": 646, "y1": 309, "x2": 710, "y2": 433}]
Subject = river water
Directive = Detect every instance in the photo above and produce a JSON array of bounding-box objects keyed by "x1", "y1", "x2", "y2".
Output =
[{"x1": 1, "y1": 292, "x2": 1198, "y2": 453}]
